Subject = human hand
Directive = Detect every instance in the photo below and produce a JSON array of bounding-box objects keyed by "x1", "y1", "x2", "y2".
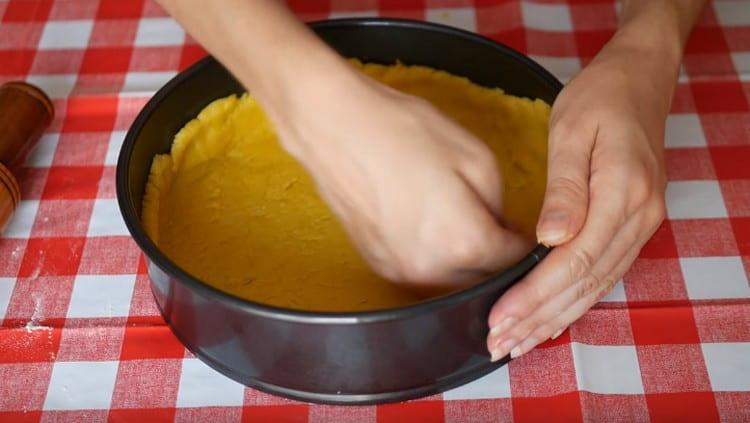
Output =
[
  {"x1": 273, "y1": 69, "x2": 530, "y2": 290},
  {"x1": 486, "y1": 39, "x2": 677, "y2": 360}
]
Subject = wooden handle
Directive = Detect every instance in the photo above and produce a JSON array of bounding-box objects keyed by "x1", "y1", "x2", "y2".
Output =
[{"x1": 0, "y1": 81, "x2": 54, "y2": 170}]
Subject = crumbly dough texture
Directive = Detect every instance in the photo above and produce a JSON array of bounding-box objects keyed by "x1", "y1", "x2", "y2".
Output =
[{"x1": 143, "y1": 61, "x2": 550, "y2": 312}]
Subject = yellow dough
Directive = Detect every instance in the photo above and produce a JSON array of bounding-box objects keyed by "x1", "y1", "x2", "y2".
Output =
[{"x1": 143, "y1": 62, "x2": 550, "y2": 312}]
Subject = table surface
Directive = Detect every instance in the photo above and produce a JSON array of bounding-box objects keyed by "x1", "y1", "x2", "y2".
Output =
[{"x1": 1, "y1": 0, "x2": 749, "y2": 422}]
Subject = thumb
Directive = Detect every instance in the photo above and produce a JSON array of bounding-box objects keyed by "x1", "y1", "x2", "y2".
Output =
[{"x1": 537, "y1": 126, "x2": 592, "y2": 246}]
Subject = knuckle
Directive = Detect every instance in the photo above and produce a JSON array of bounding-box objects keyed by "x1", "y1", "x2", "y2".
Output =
[
  {"x1": 575, "y1": 273, "x2": 601, "y2": 300},
  {"x1": 568, "y1": 247, "x2": 594, "y2": 281},
  {"x1": 594, "y1": 275, "x2": 619, "y2": 302},
  {"x1": 547, "y1": 175, "x2": 588, "y2": 203},
  {"x1": 446, "y1": 234, "x2": 484, "y2": 268}
]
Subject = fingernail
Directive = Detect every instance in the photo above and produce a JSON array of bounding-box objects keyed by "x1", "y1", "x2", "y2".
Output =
[
  {"x1": 510, "y1": 345, "x2": 523, "y2": 359},
  {"x1": 536, "y1": 211, "x2": 570, "y2": 245},
  {"x1": 551, "y1": 328, "x2": 564, "y2": 340},
  {"x1": 489, "y1": 317, "x2": 517, "y2": 338},
  {"x1": 490, "y1": 338, "x2": 517, "y2": 362}
]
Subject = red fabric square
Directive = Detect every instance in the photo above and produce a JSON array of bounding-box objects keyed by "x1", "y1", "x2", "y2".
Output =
[
  {"x1": 241, "y1": 405, "x2": 309, "y2": 423},
  {"x1": 693, "y1": 302, "x2": 750, "y2": 343},
  {"x1": 114, "y1": 96, "x2": 149, "y2": 130},
  {"x1": 569, "y1": 4, "x2": 616, "y2": 31},
  {"x1": 579, "y1": 392, "x2": 648, "y2": 423},
  {"x1": 475, "y1": 2, "x2": 522, "y2": 34},
  {"x1": 723, "y1": 27, "x2": 750, "y2": 51},
  {"x1": 52, "y1": 132, "x2": 109, "y2": 166},
  {"x1": 244, "y1": 388, "x2": 304, "y2": 406},
  {"x1": 3, "y1": 275, "x2": 74, "y2": 319},
  {"x1": 96, "y1": 166, "x2": 117, "y2": 199},
  {"x1": 62, "y1": 96, "x2": 118, "y2": 133},
  {"x1": 691, "y1": 81, "x2": 749, "y2": 114},
  {"x1": 0, "y1": 322, "x2": 62, "y2": 363},
  {"x1": 671, "y1": 219, "x2": 739, "y2": 257},
  {"x1": 308, "y1": 405, "x2": 375, "y2": 422},
  {"x1": 330, "y1": 0, "x2": 377, "y2": 11},
  {"x1": 683, "y1": 54, "x2": 737, "y2": 78},
  {"x1": 443, "y1": 399, "x2": 512, "y2": 423},
  {"x1": 178, "y1": 44, "x2": 208, "y2": 71},
  {"x1": 0, "y1": 22, "x2": 44, "y2": 49},
  {"x1": 629, "y1": 301, "x2": 700, "y2": 345},
  {"x1": 0, "y1": 50, "x2": 36, "y2": 76},
  {"x1": 0, "y1": 363, "x2": 52, "y2": 410},
  {"x1": 174, "y1": 407, "x2": 242, "y2": 423},
  {"x1": 685, "y1": 27, "x2": 729, "y2": 55},
  {"x1": 714, "y1": 392, "x2": 750, "y2": 423},
  {"x1": 96, "y1": 0, "x2": 145, "y2": 19},
  {"x1": 379, "y1": 0, "x2": 425, "y2": 11},
  {"x1": 731, "y1": 217, "x2": 750, "y2": 255},
  {"x1": 56, "y1": 317, "x2": 126, "y2": 361},
  {"x1": 721, "y1": 180, "x2": 750, "y2": 217},
  {"x1": 142, "y1": 0, "x2": 169, "y2": 18},
  {"x1": 700, "y1": 113, "x2": 750, "y2": 146},
  {"x1": 670, "y1": 83, "x2": 697, "y2": 114},
  {"x1": 286, "y1": 0, "x2": 331, "y2": 15},
  {"x1": 645, "y1": 392, "x2": 719, "y2": 423},
  {"x1": 535, "y1": 324, "x2": 570, "y2": 349},
  {"x1": 129, "y1": 46, "x2": 182, "y2": 72},
  {"x1": 72, "y1": 73, "x2": 126, "y2": 96},
  {"x1": 0, "y1": 412, "x2": 42, "y2": 423},
  {"x1": 0, "y1": 239, "x2": 26, "y2": 277},
  {"x1": 108, "y1": 408, "x2": 176, "y2": 423},
  {"x1": 665, "y1": 148, "x2": 716, "y2": 181},
  {"x1": 128, "y1": 275, "x2": 161, "y2": 317},
  {"x1": 637, "y1": 221, "x2": 679, "y2": 259},
  {"x1": 89, "y1": 19, "x2": 139, "y2": 47},
  {"x1": 512, "y1": 392, "x2": 583, "y2": 423},
  {"x1": 120, "y1": 318, "x2": 185, "y2": 360},
  {"x1": 30, "y1": 199, "x2": 94, "y2": 237},
  {"x1": 18, "y1": 238, "x2": 85, "y2": 277},
  {"x1": 487, "y1": 28, "x2": 527, "y2": 54},
  {"x1": 48, "y1": 0, "x2": 100, "y2": 20},
  {"x1": 18, "y1": 167, "x2": 49, "y2": 200},
  {"x1": 623, "y1": 258, "x2": 688, "y2": 302},
  {"x1": 42, "y1": 410, "x2": 108, "y2": 422},
  {"x1": 78, "y1": 236, "x2": 142, "y2": 275},
  {"x1": 711, "y1": 146, "x2": 750, "y2": 179},
  {"x1": 574, "y1": 30, "x2": 614, "y2": 58},
  {"x1": 110, "y1": 359, "x2": 182, "y2": 408},
  {"x1": 42, "y1": 166, "x2": 103, "y2": 200},
  {"x1": 509, "y1": 344, "x2": 577, "y2": 397},
  {"x1": 526, "y1": 30, "x2": 577, "y2": 57},
  {"x1": 2, "y1": 0, "x2": 53, "y2": 21},
  {"x1": 30, "y1": 49, "x2": 84, "y2": 74},
  {"x1": 377, "y1": 401, "x2": 444, "y2": 423},
  {"x1": 569, "y1": 307, "x2": 633, "y2": 345},
  {"x1": 80, "y1": 47, "x2": 133, "y2": 74},
  {"x1": 637, "y1": 344, "x2": 712, "y2": 393}
]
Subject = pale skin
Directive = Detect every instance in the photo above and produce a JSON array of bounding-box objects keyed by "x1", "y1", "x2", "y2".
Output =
[{"x1": 157, "y1": 0, "x2": 707, "y2": 359}]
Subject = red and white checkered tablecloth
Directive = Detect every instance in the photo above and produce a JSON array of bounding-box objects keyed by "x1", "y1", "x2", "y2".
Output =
[{"x1": 0, "y1": 0, "x2": 748, "y2": 421}]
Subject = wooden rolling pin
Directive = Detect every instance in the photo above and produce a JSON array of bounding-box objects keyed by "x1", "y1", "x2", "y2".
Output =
[{"x1": 0, "y1": 81, "x2": 54, "y2": 233}]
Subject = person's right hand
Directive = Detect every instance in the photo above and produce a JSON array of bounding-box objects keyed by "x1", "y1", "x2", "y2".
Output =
[{"x1": 270, "y1": 69, "x2": 531, "y2": 290}]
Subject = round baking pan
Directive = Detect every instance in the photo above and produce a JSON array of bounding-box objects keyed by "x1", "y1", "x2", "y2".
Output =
[{"x1": 117, "y1": 18, "x2": 562, "y2": 405}]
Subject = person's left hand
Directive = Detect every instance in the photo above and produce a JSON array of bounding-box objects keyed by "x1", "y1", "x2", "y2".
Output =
[{"x1": 485, "y1": 39, "x2": 677, "y2": 360}]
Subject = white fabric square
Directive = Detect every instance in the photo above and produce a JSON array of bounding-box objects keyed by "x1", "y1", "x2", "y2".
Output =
[
  {"x1": 176, "y1": 358, "x2": 245, "y2": 407},
  {"x1": 122, "y1": 71, "x2": 177, "y2": 96},
  {"x1": 681, "y1": 257, "x2": 750, "y2": 300},
  {"x1": 521, "y1": 2, "x2": 573, "y2": 31},
  {"x1": 732, "y1": 53, "x2": 750, "y2": 75},
  {"x1": 666, "y1": 181, "x2": 728, "y2": 220},
  {"x1": 135, "y1": 18, "x2": 185, "y2": 47},
  {"x1": 426, "y1": 8, "x2": 477, "y2": 32},
  {"x1": 38, "y1": 20, "x2": 93, "y2": 49},
  {"x1": 0, "y1": 278, "x2": 15, "y2": 320},
  {"x1": 105, "y1": 131, "x2": 126, "y2": 166},
  {"x1": 67, "y1": 274, "x2": 136, "y2": 318},
  {"x1": 4, "y1": 200, "x2": 39, "y2": 239},
  {"x1": 528, "y1": 56, "x2": 581, "y2": 83},
  {"x1": 572, "y1": 343, "x2": 644, "y2": 394},
  {"x1": 714, "y1": 2, "x2": 750, "y2": 27},
  {"x1": 665, "y1": 114, "x2": 706, "y2": 148},
  {"x1": 599, "y1": 279, "x2": 626, "y2": 302},
  {"x1": 87, "y1": 199, "x2": 129, "y2": 236},
  {"x1": 25, "y1": 75, "x2": 77, "y2": 100},
  {"x1": 44, "y1": 361, "x2": 119, "y2": 410},
  {"x1": 702, "y1": 342, "x2": 750, "y2": 391},
  {"x1": 444, "y1": 364, "x2": 511, "y2": 400},
  {"x1": 25, "y1": 132, "x2": 59, "y2": 167}
]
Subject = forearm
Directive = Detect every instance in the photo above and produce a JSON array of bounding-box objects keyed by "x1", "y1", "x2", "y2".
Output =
[{"x1": 156, "y1": 0, "x2": 354, "y2": 117}]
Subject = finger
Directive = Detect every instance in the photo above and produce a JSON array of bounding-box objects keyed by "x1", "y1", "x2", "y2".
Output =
[
  {"x1": 454, "y1": 140, "x2": 504, "y2": 219},
  {"x1": 507, "y1": 228, "x2": 647, "y2": 358},
  {"x1": 488, "y1": 211, "x2": 638, "y2": 359},
  {"x1": 536, "y1": 122, "x2": 595, "y2": 246}
]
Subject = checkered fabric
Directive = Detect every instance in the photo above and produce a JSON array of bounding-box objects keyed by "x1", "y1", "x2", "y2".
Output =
[{"x1": 0, "y1": 0, "x2": 748, "y2": 421}]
